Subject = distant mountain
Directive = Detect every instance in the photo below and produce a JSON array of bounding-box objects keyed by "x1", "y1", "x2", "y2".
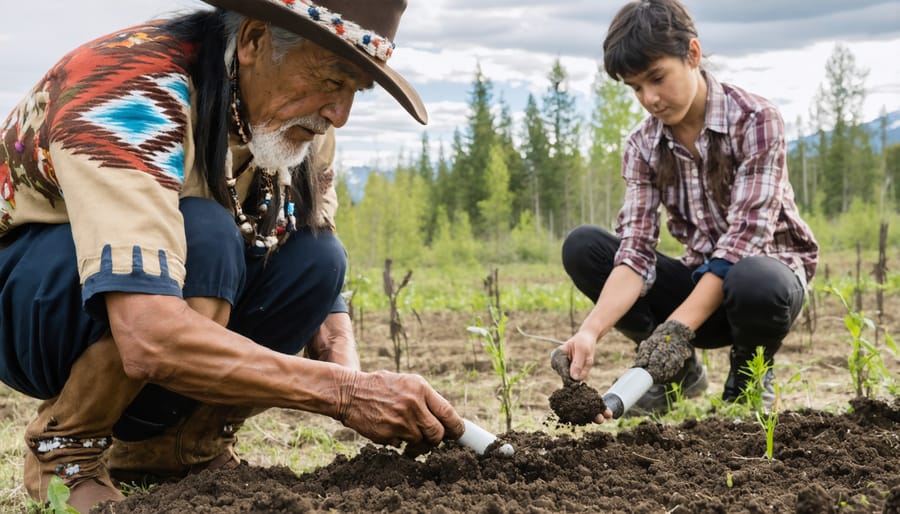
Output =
[
  {"x1": 788, "y1": 110, "x2": 900, "y2": 154},
  {"x1": 339, "y1": 165, "x2": 395, "y2": 204}
]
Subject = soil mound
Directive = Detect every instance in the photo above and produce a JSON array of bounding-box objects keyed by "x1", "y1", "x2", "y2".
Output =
[{"x1": 96, "y1": 398, "x2": 900, "y2": 513}]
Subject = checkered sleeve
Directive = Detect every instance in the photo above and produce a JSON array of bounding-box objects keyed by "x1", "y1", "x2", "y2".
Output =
[{"x1": 614, "y1": 136, "x2": 661, "y2": 294}]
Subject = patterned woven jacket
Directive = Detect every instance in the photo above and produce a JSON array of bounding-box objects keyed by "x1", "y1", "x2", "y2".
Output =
[{"x1": 0, "y1": 22, "x2": 340, "y2": 316}]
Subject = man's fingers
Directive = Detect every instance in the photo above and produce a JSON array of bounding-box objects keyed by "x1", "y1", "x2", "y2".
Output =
[{"x1": 424, "y1": 388, "x2": 464, "y2": 441}]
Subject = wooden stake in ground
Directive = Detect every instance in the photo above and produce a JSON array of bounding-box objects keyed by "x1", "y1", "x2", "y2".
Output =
[{"x1": 873, "y1": 222, "x2": 888, "y2": 343}]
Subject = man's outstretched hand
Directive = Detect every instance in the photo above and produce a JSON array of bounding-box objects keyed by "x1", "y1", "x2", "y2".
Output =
[
  {"x1": 634, "y1": 320, "x2": 695, "y2": 383},
  {"x1": 335, "y1": 370, "x2": 465, "y2": 454}
]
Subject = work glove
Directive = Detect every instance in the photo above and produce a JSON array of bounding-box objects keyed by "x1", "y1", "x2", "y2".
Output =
[
  {"x1": 634, "y1": 320, "x2": 695, "y2": 383},
  {"x1": 334, "y1": 369, "x2": 465, "y2": 455},
  {"x1": 550, "y1": 347, "x2": 577, "y2": 387}
]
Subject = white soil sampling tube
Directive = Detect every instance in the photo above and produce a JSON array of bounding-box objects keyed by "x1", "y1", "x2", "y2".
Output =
[
  {"x1": 602, "y1": 367, "x2": 654, "y2": 418},
  {"x1": 457, "y1": 419, "x2": 515, "y2": 457}
]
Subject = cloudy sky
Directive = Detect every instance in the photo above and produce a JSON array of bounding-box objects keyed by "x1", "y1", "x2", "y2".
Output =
[{"x1": 1, "y1": 1, "x2": 898, "y2": 170}]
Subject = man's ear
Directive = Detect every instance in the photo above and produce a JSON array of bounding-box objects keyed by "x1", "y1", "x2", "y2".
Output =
[
  {"x1": 237, "y1": 19, "x2": 269, "y2": 67},
  {"x1": 687, "y1": 38, "x2": 702, "y2": 68}
]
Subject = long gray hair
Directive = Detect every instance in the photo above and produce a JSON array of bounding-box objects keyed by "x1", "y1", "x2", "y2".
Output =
[{"x1": 163, "y1": 10, "x2": 322, "y2": 232}]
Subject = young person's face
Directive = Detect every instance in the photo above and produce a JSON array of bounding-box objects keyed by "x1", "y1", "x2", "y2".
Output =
[{"x1": 622, "y1": 39, "x2": 703, "y2": 128}]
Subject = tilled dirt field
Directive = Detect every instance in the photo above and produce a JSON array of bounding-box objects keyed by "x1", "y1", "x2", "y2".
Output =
[
  {"x1": 88, "y1": 293, "x2": 900, "y2": 514},
  {"x1": 2, "y1": 293, "x2": 899, "y2": 513},
  {"x1": 97, "y1": 397, "x2": 899, "y2": 513}
]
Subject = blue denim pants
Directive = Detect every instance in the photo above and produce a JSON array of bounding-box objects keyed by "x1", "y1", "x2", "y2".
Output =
[{"x1": 0, "y1": 198, "x2": 347, "y2": 437}]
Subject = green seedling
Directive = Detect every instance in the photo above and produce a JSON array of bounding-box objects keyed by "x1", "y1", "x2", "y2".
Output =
[
  {"x1": 658, "y1": 381, "x2": 707, "y2": 422},
  {"x1": 736, "y1": 347, "x2": 775, "y2": 413},
  {"x1": 826, "y1": 286, "x2": 898, "y2": 398},
  {"x1": 28, "y1": 476, "x2": 78, "y2": 514},
  {"x1": 726, "y1": 471, "x2": 734, "y2": 488},
  {"x1": 467, "y1": 314, "x2": 535, "y2": 432},
  {"x1": 755, "y1": 382, "x2": 779, "y2": 460}
]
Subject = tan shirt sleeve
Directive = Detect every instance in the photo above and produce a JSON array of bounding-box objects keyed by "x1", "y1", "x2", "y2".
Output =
[{"x1": 51, "y1": 139, "x2": 189, "y2": 308}]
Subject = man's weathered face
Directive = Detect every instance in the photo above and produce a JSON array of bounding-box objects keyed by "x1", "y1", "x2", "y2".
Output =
[{"x1": 237, "y1": 20, "x2": 374, "y2": 166}]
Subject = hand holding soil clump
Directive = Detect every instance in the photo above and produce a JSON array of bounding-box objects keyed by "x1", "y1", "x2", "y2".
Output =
[
  {"x1": 548, "y1": 348, "x2": 607, "y2": 425},
  {"x1": 633, "y1": 320, "x2": 695, "y2": 383}
]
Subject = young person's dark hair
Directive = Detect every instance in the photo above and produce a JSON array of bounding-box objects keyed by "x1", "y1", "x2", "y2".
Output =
[{"x1": 603, "y1": 0, "x2": 732, "y2": 206}]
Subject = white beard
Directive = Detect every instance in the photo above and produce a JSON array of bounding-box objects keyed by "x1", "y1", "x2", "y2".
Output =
[
  {"x1": 247, "y1": 115, "x2": 329, "y2": 170},
  {"x1": 247, "y1": 127, "x2": 310, "y2": 171}
]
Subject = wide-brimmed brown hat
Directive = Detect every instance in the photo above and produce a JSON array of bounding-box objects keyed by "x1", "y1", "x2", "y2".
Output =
[{"x1": 203, "y1": 0, "x2": 427, "y2": 124}]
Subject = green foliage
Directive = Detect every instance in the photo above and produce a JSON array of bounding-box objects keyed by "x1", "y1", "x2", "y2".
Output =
[
  {"x1": 335, "y1": 47, "x2": 894, "y2": 275},
  {"x1": 426, "y1": 208, "x2": 480, "y2": 269},
  {"x1": 589, "y1": 71, "x2": 643, "y2": 229},
  {"x1": 509, "y1": 210, "x2": 554, "y2": 262},
  {"x1": 737, "y1": 347, "x2": 776, "y2": 413},
  {"x1": 755, "y1": 385, "x2": 779, "y2": 460},
  {"x1": 345, "y1": 170, "x2": 428, "y2": 268},
  {"x1": 521, "y1": 94, "x2": 552, "y2": 233},
  {"x1": 541, "y1": 59, "x2": 584, "y2": 237},
  {"x1": 826, "y1": 286, "x2": 898, "y2": 398},
  {"x1": 478, "y1": 144, "x2": 514, "y2": 260},
  {"x1": 454, "y1": 65, "x2": 496, "y2": 230},
  {"x1": 39, "y1": 476, "x2": 78, "y2": 514},
  {"x1": 345, "y1": 263, "x2": 594, "y2": 314},
  {"x1": 467, "y1": 313, "x2": 535, "y2": 432},
  {"x1": 811, "y1": 43, "x2": 872, "y2": 215}
]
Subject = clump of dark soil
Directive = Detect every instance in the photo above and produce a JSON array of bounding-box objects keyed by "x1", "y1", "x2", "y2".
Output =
[
  {"x1": 548, "y1": 383, "x2": 606, "y2": 425},
  {"x1": 97, "y1": 397, "x2": 900, "y2": 514}
]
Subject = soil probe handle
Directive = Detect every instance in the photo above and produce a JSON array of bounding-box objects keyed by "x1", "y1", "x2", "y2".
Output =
[
  {"x1": 602, "y1": 367, "x2": 654, "y2": 418},
  {"x1": 457, "y1": 419, "x2": 515, "y2": 457}
]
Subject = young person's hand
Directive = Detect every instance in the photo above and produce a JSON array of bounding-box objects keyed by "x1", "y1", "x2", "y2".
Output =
[
  {"x1": 559, "y1": 329, "x2": 599, "y2": 381},
  {"x1": 634, "y1": 320, "x2": 695, "y2": 383}
]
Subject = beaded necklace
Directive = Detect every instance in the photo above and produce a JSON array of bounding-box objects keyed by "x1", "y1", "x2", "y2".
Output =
[{"x1": 226, "y1": 55, "x2": 297, "y2": 254}]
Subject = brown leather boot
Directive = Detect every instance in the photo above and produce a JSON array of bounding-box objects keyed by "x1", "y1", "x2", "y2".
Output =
[
  {"x1": 106, "y1": 403, "x2": 265, "y2": 485},
  {"x1": 24, "y1": 336, "x2": 145, "y2": 513}
]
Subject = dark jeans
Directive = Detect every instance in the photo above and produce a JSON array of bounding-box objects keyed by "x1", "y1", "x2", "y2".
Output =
[
  {"x1": 0, "y1": 198, "x2": 347, "y2": 438},
  {"x1": 561, "y1": 226, "x2": 805, "y2": 355}
]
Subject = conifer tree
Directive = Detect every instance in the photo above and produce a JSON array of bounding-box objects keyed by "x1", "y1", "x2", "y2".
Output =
[
  {"x1": 521, "y1": 94, "x2": 551, "y2": 233},
  {"x1": 542, "y1": 58, "x2": 583, "y2": 236},
  {"x1": 478, "y1": 144, "x2": 514, "y2": 259},
  {"x1": 589, "y1": 70, "x2": 643, "y2": 229}
]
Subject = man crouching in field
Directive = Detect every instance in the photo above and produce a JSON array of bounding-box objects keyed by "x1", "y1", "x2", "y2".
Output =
[{"x1": 0, "y1": 1, "x2": 463, "y2": 511}]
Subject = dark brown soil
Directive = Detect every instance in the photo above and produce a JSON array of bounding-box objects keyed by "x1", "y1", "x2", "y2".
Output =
[
  {"x1": 96, "y1": 397, "x2": 900, "y2": 514},
  {"x1": 549, "y1": 383, "x2": 606, "y2": 425}
]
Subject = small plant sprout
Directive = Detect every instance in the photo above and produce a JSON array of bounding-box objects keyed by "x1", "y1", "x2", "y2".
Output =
[
  {"x1": 46, "y1": 476, "x2": 79, "y2": 514},
  {"x1": 756, "y1": 382, "x2": 779, "y2": 460},
  {"x1": 726, "y1": 471, "x2": 734, "y2": 488},
  {"x1": 826, "y1": 286, "x2": 899, "y2": 398},
  {"x1": 466, "y1": 316, "x2": 535, "y2": 432},
  {"x1": 737, "y1": 347, "x2": 776, "y2": 413}
]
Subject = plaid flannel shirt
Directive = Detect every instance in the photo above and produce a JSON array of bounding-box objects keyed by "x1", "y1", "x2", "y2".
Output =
[{"x1": 614, "y1": 72, "x2": 818, "y2": 294}]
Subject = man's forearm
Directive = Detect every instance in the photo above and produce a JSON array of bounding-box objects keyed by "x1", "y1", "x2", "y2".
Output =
[
  {"x1": 308, "y1": 312, "x2": 361, "y2": 370},
  {"x1": 106, "y1": 293, "x2": 355, "y2": 419}
]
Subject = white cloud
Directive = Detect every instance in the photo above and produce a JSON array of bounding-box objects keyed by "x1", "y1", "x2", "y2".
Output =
[{"x1": 1, "y1": 1, "x2": 898, "y2": 169}]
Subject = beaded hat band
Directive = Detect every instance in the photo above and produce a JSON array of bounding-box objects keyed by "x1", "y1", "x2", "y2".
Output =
[{"x1": 202, "y1": 0, "x2": 428, "y2": 124}]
